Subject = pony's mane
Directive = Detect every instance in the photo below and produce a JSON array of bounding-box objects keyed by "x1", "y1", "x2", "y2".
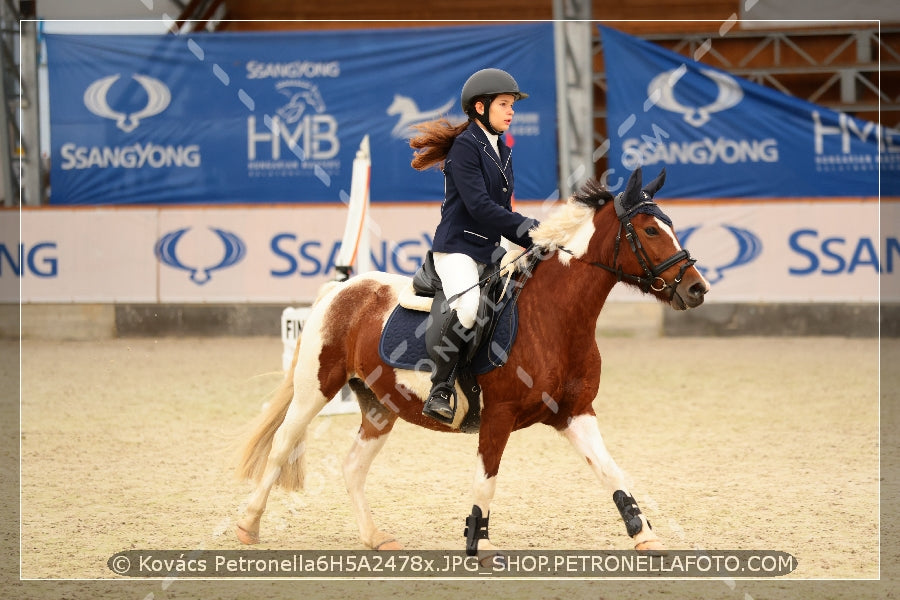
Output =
[
  {"x1": 571, "y1": 178, "x2": 615, "y2": 209},
  {"x1": 530, "y1": 178, "x2": 614, "y2": 249}
]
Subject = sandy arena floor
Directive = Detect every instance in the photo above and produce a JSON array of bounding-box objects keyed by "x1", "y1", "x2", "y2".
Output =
[{"x1": 5, "y1": 334, "x2": 896, "y2": 599}]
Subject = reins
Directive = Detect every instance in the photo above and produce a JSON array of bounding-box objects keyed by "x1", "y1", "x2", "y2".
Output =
[{"x1": 444, "y1": 244, "x2": 540, "y2": 306}]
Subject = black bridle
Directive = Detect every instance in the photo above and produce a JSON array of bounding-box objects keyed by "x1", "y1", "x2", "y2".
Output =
[{"x1": 558, "y1": 204, "x2": 696, "y2": 295}]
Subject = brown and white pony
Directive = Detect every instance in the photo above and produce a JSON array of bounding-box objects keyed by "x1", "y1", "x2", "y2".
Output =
[{"x1": 235, "y1": 167, "x2": 709, "y2": 556}]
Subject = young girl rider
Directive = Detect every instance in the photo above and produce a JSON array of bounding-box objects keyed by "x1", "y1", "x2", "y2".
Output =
[{"x1": 409, "y1": 68, "x2": 539, "y2": 424}]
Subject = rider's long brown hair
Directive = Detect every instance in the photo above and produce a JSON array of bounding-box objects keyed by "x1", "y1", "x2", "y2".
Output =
[{"x1": 409, "y1": 118, "x2": 471, "y2": 171}]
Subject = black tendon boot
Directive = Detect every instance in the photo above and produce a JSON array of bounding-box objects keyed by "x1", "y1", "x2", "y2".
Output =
[{"x1": 422, "y1": 310, "x2": 469, "y2": 424}]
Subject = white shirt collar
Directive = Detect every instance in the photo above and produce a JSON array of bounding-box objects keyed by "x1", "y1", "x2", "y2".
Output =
[{"x1": 484, "y1": 131, "x2": 500, "y2": 158}]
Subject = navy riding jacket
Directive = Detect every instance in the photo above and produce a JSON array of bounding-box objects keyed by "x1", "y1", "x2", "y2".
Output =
[{"x1": 431, "y1": 121, "x2": 538, "y2": 265}]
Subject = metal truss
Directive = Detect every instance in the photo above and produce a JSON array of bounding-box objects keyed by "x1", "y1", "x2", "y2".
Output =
[
  {"x1": 0, "y1": 0, "x2": 41, "y2": 206},
  {"x1": 552, "y1": 0, "x2": 595, "y2": 198}
]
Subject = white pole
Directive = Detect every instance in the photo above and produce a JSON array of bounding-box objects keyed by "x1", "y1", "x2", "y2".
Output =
[{"x1": 334, "y1": 135, "x2": 371, "y2": 280}]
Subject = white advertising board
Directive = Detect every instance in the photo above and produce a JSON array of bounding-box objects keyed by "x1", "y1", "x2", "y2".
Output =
[
  {"x1": 1, "y1": 199, "x2": 896, "y2": 304},
  {"x1": 5, "y1": 208, "x2": 159, "y2": 302},
  {"x1": 608, "y1": 199, "x2": 893, "y2": 303}
]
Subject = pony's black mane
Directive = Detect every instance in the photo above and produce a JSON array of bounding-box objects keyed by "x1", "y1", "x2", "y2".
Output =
[{"x1": 571, "y1": 178, "x2": 615, "y2": 209}]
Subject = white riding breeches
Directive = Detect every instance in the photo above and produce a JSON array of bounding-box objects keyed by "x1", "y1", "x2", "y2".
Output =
[{"x1": 432, "y1": 252, "x2": 481, "y2": 330}]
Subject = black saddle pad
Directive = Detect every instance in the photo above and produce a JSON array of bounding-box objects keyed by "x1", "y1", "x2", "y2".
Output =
[{"x1": 379, "y1": 297, "x2": 519, "y2": 376}]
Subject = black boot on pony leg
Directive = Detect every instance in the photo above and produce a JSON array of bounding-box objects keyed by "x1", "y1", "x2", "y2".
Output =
[{"x1": 422, "y1": 309, "x2": 470, "y2": 424}]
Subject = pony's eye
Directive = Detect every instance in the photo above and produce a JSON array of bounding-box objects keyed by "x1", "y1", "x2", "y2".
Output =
[{"x1": 644, "y1": 226, "x2": 659, "y2": 237}]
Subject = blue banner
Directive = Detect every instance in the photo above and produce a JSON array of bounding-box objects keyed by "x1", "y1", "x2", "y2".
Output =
[
  {"x1": 599, "y1": 26, "x2": 898, "y2": 198},
  {"x1": 46, "y1": 24, "x2": 557, "y2": 205}
]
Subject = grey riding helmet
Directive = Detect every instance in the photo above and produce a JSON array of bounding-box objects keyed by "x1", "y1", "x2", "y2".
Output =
[{"x1": 460, "y1": 68, "x2": 528, "y2": 134}]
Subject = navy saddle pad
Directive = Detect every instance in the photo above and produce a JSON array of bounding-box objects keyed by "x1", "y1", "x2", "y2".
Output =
[{"x1": 378, "y1": 297, "x2": 519, "y2": 376}]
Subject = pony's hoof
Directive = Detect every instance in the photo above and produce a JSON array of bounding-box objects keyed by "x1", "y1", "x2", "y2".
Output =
[
  {"x1": 235, "y1": 523, "x2": 260, "y2": 545},
  {"x1": 475, "y1": 541, "x2": 504, "y2": 569},
  {"x1": 478, "y1": 551, "x2": 504, "y2": 570},
  {"x1": 373, "y1": 537, "x2": 404, "y2": 551},
  {"x1": 634, "y1": 538, "x2": 666, "y2": 552}
]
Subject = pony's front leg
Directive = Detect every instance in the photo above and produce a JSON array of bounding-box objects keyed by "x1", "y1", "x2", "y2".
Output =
[
  {"x1": 562, "y1": 414, "x2": 664, "y2": 551},
  {"x1": 465, "y1": 419, "x2": 514, "y2": 564},
  {"x1": 466, "y1": 455, "x2": 502, "y2": 559}
]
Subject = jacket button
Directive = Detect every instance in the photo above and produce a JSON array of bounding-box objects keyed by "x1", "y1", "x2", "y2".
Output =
[
  {"x1": 502, "y1": 187, "x2": 508, "y2": 192},
  {"x1": 494, "y1": 242, "x2": 500, "y2": 246}
]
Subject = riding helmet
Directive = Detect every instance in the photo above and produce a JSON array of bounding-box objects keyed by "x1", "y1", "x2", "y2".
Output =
[{"x1": 460, "y1": 68, "x2": 529, "y2": 115}]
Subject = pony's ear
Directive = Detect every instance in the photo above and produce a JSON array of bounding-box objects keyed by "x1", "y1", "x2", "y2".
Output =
[
  {"x1": 624, "y1": 167, "x2": 643, "y2": 202},
  {"x1": 615, "y1": 167, "x2": 643, "y2": 218},
  {"x1": 642, "y1": 168, "x2": 666, "y2": 198}
]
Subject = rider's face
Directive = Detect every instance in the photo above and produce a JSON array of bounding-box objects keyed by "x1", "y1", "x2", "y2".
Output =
[{"x1": 476, "y1": 94, "x2": 516, "y2": 134}]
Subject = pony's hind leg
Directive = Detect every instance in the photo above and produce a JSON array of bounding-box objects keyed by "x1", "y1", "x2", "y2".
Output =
[
  {"x1": 562, "y1": 414, "x2": 663, "y2": 551},
  {"x1": 343, "y1": 378, "x2": 402, "y2": 550},
  {"x1": 236, "y1": 388, "x2": 331, "y2": 544},
  {"x1": 236, "y1": 323, "x2": 345, "y2": 545}
]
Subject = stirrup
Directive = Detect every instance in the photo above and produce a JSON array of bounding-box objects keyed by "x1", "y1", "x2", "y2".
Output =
[{"x1": 422, "y1": 384, "x2": 457, "y2": 424}]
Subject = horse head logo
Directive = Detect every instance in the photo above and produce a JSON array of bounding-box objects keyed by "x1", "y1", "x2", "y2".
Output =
[
  {"x1": 154, "y1": 227, "x2": 246, "y2": 285},
  {"x1": 275, "y1": 80, "x2": 326, "y2": 123},
  {"x1": 678, "y1": 223, "x2": 762, "y2": 284},
  {"x1": 649, "y1": 67, "x2": 743, "y2": 127},
  {"x1": 387, "y1": 94, "x2": 456, "y2": 138},
  {"x1": 83, "y1": 74, "x2": 171, "y2": 132}
]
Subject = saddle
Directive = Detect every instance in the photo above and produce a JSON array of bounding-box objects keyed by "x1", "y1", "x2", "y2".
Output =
[{"x1": 378, "y1": 250, "x2": 536, "y2": 432}]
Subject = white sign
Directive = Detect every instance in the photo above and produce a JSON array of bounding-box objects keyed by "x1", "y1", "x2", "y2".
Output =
[
  {"x1": 660, "y1": 200, "x2": 889, "y2": 302},
  {"x1": 1, "y1": 199, "x2": 895, "y2": 304}
]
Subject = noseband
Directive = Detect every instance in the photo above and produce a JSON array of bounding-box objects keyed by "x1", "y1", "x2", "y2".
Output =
[{"x1": 558, "y1": 206, "x2": 696, "y2": 295}]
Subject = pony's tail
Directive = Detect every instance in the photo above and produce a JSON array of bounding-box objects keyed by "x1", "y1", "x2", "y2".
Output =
[
  {"x1": 234, "y1": 279, "x2": 342, "y2": 490},
  {"x1": 235, "y1": 350, "x2": 306, "y2": 491}
]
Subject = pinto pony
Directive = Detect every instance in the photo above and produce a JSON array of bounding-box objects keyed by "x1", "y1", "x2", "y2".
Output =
[{"x1": 235, "y1": 167, "x2": 709, "y2": 555}]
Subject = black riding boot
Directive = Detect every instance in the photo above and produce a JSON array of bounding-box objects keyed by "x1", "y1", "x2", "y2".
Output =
[{"x1": 422, "y1": 310, "x2": 470, "y2": 424}]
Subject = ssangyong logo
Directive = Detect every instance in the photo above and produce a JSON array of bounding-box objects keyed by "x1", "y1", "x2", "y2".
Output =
[
  {"x1": 154, "y1": 227, "x2": 246, "y2": 285},
  {"x1": 60, "y1": 73, "x2": 199, "y2": 171},
  {"x1": 678, "y1": 224, "x2": 762, "y2": 284},
  {"x1": 83, "y1": 74, "x2": 171, "y2": 132},
  {"x1": 648, "y1": 67, "x2": 743, "y2": 127},
  {"x1": 623, "y1": 67, "x2": 777, "y2": 168}
]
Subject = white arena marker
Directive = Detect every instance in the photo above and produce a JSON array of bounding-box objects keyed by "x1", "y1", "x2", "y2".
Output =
[{"x1": 276, "y1": 135, "x2": 373, "y2": 416}]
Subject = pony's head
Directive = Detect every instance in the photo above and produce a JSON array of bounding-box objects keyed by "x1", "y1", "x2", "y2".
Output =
[{"x1": 531, "y1": 167, "x2": 709, "y2": 310}]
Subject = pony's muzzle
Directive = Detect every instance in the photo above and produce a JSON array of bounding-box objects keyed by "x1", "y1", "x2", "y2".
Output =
[
  {"x1": 681, "y1": 279, "x2": 709, "y2": 309},
  {"x1": 670, "y1": 274, "x2": 709, "y2": 310}
]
